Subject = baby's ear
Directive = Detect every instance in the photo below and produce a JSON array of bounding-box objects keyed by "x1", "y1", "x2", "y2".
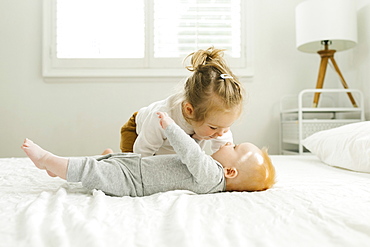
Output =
[{"x1": 223, "y1": 167, "x2": 238, "y2": 178}]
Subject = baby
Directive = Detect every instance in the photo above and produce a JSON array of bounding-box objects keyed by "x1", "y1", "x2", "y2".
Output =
[{"x1": 21, "y1": 112, "x2": 276, "y2": 197}]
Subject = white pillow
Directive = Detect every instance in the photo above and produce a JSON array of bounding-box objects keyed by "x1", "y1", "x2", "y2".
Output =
[{"x1": 302, "y1": 121, "x2": 370, "y2": 173}]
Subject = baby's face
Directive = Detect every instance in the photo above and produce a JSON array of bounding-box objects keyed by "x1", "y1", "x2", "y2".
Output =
[{"x1": 211, "y1": 142, "x2": 264, "y2": 169}]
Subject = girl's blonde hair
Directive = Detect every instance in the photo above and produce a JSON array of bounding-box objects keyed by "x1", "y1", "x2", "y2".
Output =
[{"x1": 183, "y1": 47, "x2": 244, "y2": 122}]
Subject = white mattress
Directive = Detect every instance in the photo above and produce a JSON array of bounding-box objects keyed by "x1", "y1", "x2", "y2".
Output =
[{"x1": 1, "y1": 155, "x2": 370, "y2": 247}]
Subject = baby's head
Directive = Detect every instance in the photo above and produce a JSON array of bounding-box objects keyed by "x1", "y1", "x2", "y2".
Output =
[{"x1": 211, "y1": 142, "x2": 276, "y2": 192}]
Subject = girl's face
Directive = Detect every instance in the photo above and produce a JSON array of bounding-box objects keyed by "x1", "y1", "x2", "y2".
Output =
[{"x1": 191, "y1": 110, "x2": 240, "y2": 140}]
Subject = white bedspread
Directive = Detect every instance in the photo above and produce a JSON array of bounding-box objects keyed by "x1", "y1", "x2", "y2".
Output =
[{"x1": 1, "y1": 155, "x2": 370, "y2": 247}]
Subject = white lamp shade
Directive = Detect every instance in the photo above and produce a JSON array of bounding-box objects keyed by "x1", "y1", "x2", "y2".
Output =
[{"x1": 296, "y1": 0, "x2": 357, "y2": 53}]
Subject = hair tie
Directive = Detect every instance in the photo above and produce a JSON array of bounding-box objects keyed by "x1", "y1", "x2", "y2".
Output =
[{"x1": 220, "y1": 74, "x2": 233, "y2": 79}]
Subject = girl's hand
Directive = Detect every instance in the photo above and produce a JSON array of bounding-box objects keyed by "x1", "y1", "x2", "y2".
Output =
[{"x1": 157, "y1": 112, "x2": 174, "y2": 129}]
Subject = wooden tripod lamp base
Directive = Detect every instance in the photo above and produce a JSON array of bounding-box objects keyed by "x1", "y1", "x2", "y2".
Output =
[{"x1": 313, "y1": 42, "x2": 358, "y2": 108}]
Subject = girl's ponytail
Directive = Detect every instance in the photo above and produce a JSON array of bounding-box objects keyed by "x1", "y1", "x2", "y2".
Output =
[{"x1": 183, "y1": 47, "x2": 245, "y2": 122}]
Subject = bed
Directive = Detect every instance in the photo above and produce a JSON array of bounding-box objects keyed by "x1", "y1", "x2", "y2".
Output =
[{"x1": 1, "y1": 122, "x2": 370, "y2": 247}]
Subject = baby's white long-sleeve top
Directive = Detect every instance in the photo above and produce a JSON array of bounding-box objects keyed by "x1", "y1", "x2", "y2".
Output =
[
  {"x1": 67, "y1": 121, "x2": 226, "y2": 197},
  {"x1": 134, "y1": 93, "x2": 233, "y2": 157}
]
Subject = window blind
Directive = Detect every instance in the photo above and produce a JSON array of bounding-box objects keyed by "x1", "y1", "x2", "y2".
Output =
[{"x1": 154, "y1": 0, "x2": 241, "y2": 58}]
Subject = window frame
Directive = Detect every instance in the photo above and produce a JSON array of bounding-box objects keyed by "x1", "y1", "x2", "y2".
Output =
[{"x1": 42, "y1": 0, "x2": 254, "y2": 82}]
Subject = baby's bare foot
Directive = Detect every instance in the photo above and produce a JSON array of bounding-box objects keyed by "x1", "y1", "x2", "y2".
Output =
[
  {"x1": 21, "y1": 139, "x2": 68, "y2": 179},
  {"x1": 21, "y1": 138, "x2": 49, "y2": 170}
]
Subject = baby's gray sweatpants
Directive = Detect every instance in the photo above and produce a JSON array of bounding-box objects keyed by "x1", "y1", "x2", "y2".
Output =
[{"x1": 67, "y1": 153, "x2": 144, "y2": 197}]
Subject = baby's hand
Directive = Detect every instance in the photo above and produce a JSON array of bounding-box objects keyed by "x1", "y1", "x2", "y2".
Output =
[{"x1": 157, "y1": 112, "x2": 174, "y2": 129}]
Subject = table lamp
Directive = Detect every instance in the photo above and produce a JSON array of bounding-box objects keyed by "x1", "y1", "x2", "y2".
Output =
[{"x1": 295, "y1": 0, "x2": 358, "y2": 107}]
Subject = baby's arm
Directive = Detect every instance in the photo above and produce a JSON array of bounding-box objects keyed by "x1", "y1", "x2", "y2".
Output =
[
  {"x1": 157, "y1": 112, "x2": 221, "y2": 181},
  {"x1": 157, "y1": 112, "x2": 174, "y2": 129}
]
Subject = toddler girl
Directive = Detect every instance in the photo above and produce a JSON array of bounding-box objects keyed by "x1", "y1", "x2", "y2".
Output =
[{"x1": 120, "y1": 47, "x2": 244, "y2": 156}]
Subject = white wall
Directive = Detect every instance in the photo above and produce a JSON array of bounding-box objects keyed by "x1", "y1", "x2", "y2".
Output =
[{"x1": 1, "y1": 0, "x2": 369, "y2": 158}]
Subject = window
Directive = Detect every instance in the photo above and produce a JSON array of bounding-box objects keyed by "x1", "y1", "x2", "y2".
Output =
[
  {"x1": 56, "y1": 1, "x2": 145, "y2": 59},
  {"x1": 42, "y1": 0, "x2": 253, "y2": 81}
]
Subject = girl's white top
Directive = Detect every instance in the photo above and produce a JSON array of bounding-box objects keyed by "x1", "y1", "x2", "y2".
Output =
[{"x1": 134, "y1": 93, "x2": 233, "y2": 157}]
